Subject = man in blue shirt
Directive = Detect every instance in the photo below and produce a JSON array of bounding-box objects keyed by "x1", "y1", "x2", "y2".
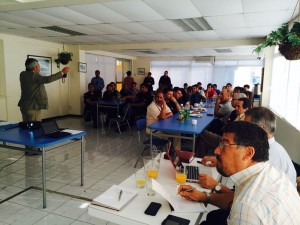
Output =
[{"x1": 91, "y1": 70, "x2": 104, "y2": 97}]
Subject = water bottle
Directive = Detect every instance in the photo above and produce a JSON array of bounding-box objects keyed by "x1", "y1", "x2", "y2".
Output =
[{"x1": 184, "y1": 103, "x2": 190, "y2": 120}]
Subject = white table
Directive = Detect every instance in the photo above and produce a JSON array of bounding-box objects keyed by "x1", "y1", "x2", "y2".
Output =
[{"x1": 88, "y1": 154, "x2": 218, "y2": 225}]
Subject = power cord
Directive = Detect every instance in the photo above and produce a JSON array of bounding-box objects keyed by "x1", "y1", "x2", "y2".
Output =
[{"x1": 0, "y1": 153, "x2": 25, "y2": 172}]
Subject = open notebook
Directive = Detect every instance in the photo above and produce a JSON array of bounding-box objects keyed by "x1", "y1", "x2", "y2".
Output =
[{"x1": 92, "y1": 185, "x2": 138, "y2": 211}]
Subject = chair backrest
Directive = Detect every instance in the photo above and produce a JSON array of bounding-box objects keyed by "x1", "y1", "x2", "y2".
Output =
[{"x1": 121, "y1": 106, "x2": 131, "y2": 121}]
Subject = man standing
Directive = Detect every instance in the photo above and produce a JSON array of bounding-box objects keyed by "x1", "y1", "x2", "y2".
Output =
[
  {"x1": 143, "y1": 72, "x2": 155, "y2": 93},
  {"x1": 179, "y1": 121, "x2": 300, "y2": 225},
  {"x1": 123, "y1": 70, "x2": 134, "y2": 89},
  {"x1": 91, "y1": 70, "x2": 104, "y2": 97},
  {"x1": 18, "y1": 58, "x2": 71, "y2": 122},
  {"x1": 158, "y1": 70, "x2": 172, "y2": 90}
]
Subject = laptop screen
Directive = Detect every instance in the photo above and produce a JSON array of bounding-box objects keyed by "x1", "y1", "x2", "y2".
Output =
[
  {"x1": 41, "y1": 121, "x2": 59, "y2": 135},
  {"x1": 166, "y1": 147, "x2": 183, "y2": 171}
]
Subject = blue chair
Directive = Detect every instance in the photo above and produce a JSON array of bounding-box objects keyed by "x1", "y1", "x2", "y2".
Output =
[{"x1": 134, "y1": 118, "x2": 170, "y2": 168}]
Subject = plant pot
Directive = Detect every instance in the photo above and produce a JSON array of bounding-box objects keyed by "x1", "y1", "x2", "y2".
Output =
[{"x1": 279, "y1": 43, "x2": 300, "y2": 60}]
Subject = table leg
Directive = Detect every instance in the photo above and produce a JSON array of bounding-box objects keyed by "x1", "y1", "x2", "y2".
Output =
[
  {"x1": 81, "y1": 136, "x2": 84, "y2": 186},
  {"x1": 193, "y1": 134, "x2": 196, "y2": 153},
  {"x1": 150, "y1": 130, "x2": 153, "y2": 152},
  {"x1": 42, "y1": 147, "x2": 46, "y2": 208}
]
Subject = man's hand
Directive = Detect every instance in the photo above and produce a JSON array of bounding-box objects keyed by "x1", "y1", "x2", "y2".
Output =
[
  {"x1": 62, "y1": 67, "x2": 71, "y2": 74},
  {"x1": 199, "y1": 174, "x2": 218, "y2": 189},
  {"x1": 202, "y1": 156, "x2": 217, "y2": 167},
  {"x1": 177, "y1": 185, "x2": 206, "y2": 202}
]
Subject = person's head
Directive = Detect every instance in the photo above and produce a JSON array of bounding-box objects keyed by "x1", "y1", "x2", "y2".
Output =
[
  {"x1": 106, "y1": 84, "x2": 113, "y2": 92},
  {"x1": 235, "y1": 97, "x2": 251, "y2": 115},
  {"x1": 214, "y1": 121, "x2": 269, "y2": 177},
  {"x1": 212, "y1": 84, "x2": 217, "y2": 89},
  {"x1": 164, "y1": 71, "x2": 168, "y2": 76},
  {"x1": 192, "y1": 85, "x2": 198, "y2": 93},
  {"x1": 95, "y1": 70, "x2": 100, "y2": 77},
  {"x1": 25, "y1": 58, "x2": 40, "y2": 73},
  {"x1": 244, "y1": 84, "x2": 250, "y2": 91},
  {"x1": 232, "y1": 92, "x2": 247, "y2": 107},
  {"x1": 154, "y1": 90, "x2": 164, "y2": 104},
  {"x1": 226, "y1": 83, "x2": 232, "y2": 90},
  {"x1": 164, "y1": 87, "x2": 173, "y2": 100},
  {"x1": 122, "y1": 84, "x2": 129, "y2": 90},
  {"x1": 183, "y1": 83, "x2": 188, "y2": 88},
  {"x1": 197, "y1": 82, "x2": 202, "y2": 88},
  {"x1": 244, "y1": 107, "x2": 276, "y2": 137},
  {"x1": 110, "y1": 82, "x2": 116, "y2": 89},
  {"x1": 140, "y1": 83, "x2": 148, "y2": 93},
  {"x1": 220, "y1": 89, "x2": 231, "y2": 102},
  {"x1": 88, "y1": 83, "x2": 95, "y2": 92},
  {"x1": 147, "y1": 72, "x2": 152, "y2": 77},
  {"x1": 173, "y1": 87, "x2": 182, "y2": 100},
  {"x1": 126, "y1": 71, "x2": 132, "y2": 76},
  {"x1": 131, "y1": 82, "x2": 137, "y2": 89},
  {"x1": 206, "y1": 83, "x2": 212, "y2": 90}
]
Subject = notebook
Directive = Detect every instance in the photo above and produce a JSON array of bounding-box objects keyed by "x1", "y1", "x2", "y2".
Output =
[
  {"x1": 92, "y1": 185, "x2": 138, "y2": 211},
  {"x1": 40, "y1": 120, "x2": 71, "y2": 138},
  {"x1": 166, "y1": 148, "x2": 199, "y2": 183}
]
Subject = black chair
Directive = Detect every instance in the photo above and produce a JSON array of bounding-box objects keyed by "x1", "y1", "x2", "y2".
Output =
[
  {"x1": 134, "y1": 118, "x2": 170, "y2": 168},
  {"x1": 108, "y1": 106, "x2": 131, "y2": 134}
]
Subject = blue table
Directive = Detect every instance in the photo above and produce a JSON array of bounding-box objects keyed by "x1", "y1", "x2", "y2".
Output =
[
  {"x1": 148, "y1": 108, "x2": 214, "y2": 152},
  {"x1": 0, "y1": 126, "x2": 86, "y2": 208}
]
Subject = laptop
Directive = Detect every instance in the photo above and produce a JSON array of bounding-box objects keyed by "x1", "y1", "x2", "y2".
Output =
[
  {"x1": 40, "y1": 120, "x2": 71, "y2": 138},
  {"x1": 166, "y1": 147, "x2": 200, "y2": 183}
]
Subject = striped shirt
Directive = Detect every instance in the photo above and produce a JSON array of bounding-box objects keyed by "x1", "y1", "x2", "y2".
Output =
[{"x1": 228, "y1": 162, "x2": 300, "y2": 225}]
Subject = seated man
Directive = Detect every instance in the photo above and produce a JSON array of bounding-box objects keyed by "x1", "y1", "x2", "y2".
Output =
[
  {"x1": 179, "y1": 121, "x2": 300, "y2": 225},
  {"x1": 214, "y1": 88, "x2": 234, "y2": 123},
  {"x1": 164, "y1": 87, "x2": 181, "y2": 114},
  {"x1": 83, "y1": 83, "x2": 100, "y2": 128},
  {"x1": 102, "y1": 84, "x2": 119, "y2": 124},
  {"x1": 173, "y1": 87, "x2": 186, "y2": 106},
  {"x1": 190, "y1": 84, "x2": 206, "y2": 108}
]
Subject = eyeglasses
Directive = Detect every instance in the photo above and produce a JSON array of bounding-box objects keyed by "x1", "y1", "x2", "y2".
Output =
[{"x1": 219, "y1": 142, "x2": 241, "y2": 150}]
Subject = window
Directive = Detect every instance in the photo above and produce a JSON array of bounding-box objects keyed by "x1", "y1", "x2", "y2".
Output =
[{"x1": 270, "y1": 52, "x2": 300, "y2": 131}]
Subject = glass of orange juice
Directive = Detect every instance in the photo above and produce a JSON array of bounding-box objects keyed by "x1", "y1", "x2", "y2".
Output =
[
  {"x1": 143, "y1": 156, "x2": 159, "y2": 196},
  {"x1": 135, "y1": 169, "x2": 145, "y2": 189},
  {"x1": 176, "y1": 168, "x2": 187, "y2": 185}
]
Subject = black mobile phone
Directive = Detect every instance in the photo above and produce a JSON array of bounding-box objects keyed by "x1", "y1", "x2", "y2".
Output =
[
  {"x1": 162, "y1": 215, "x2": 190, "y2": 225},
  {"x1": 144, "y1": 202, "x2": 162, "y2": 216},
  {"x1": 207, "y1": 113, "x2": 214, "y2": 116}
]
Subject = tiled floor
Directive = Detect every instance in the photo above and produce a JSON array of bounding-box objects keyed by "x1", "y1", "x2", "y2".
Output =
[{"x1": 0, "y1": 117, "x2": 233, "y2": 225}]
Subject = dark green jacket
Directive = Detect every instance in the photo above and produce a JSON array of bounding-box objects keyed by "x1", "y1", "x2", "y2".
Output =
[{"x1": 18, "y1": 71, "x2": 63, "y2": 110}]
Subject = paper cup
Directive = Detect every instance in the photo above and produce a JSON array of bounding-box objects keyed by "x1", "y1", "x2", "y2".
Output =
[{"x1": 192, "y1": 119, "x2": 197, "y2": 125}]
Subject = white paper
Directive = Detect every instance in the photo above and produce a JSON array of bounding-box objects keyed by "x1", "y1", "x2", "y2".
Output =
[
  {"x1": 63, "y1": 129, "x2": 83, "y2": 135},
  {"x1": 152, "y1": 179, "x2": 205, "y2": 213}
]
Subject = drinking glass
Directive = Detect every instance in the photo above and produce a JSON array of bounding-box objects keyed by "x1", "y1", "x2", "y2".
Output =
[
  {"x1": 151, "y1": 149, "x2": 162, "y2": 170},
  {"x1": 143, "y1": 156, "x2": 159, "y2": 196},
  {"x1": 135, "y1": 169, "x2": 145, "y2": 189},
  {"x1": 176, "y1": 167, "x2": 187, "y2": 185}
]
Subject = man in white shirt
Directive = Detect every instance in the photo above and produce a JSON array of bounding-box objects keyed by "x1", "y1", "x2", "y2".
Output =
[{"x1": 179, "y1": 121, "x2": 300, "y2": 225}]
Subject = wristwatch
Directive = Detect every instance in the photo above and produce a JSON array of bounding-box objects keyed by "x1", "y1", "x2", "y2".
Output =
[
  {"x1": 204, "y1": 192, "x2": 211, "y2": 205},
  {"x1": 212, "y1": 183, "x2": 221, "y2": 192}
]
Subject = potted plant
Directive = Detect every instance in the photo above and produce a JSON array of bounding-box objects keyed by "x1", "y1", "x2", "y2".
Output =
[
  {"x1": 253, "y1": 22, "x2": 300, "y2": 60},
  {"x1": 54, "y1": 51, "x2": 73, "y2": 68}
]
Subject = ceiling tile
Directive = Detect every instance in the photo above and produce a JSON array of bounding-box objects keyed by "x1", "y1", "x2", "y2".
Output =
[
  {"x1": 103, "y1": 0, "x2": 165, "y2": 22},
  {"x1": 8, "y1": 9, "x2": 74, "y2": 26},
  {"x1": 247, "y1": 26, "x2": 279, "y2": 38},
  {"x1": 85, "y1": 24, "x2": 129, "y2": 35},
  {"x1": 117, "y1": 34, "x2": 152, "y2": 42},
  {"x1": 243, "y1": 0, "x2": 296, "y2": 13},
  {"x1": 139, "y1": 20, "x2": 183, "y2": 32},
  {"x1": 59, "y1": 25, "x2": 106, "y2": 35},
  {"x1": 162, "y1": 32, "x2": 195, "y2": 41},
  {"x1": 245, "y1": 11, "x2": 291, "y2": 27},
  {"x1": 206, "y1": 14, "x2": 245, "y2": 29},
  {"x1": 144, "y1": 0, "x2": 202, "y2": 19},
  {"x1": 36, "y1": 7, "x2": 100, "y2": 25},
  {"x1": 215, "y1": 28, "x2": 247, "y2": 39},
  {"x1": 192, "y1": 0, "x2": 243, "y2": 16},
  {"x1": 67, "y1": 3, "x2": 132, "y2": 23},
  {"x1": 111, "y1": 22, "x2": 154, "y2": 34},
  {"x1": 97, "y1": 35, "x2": 132, "y2": 43},
  {"x1": 0, "y1": 20, "x2": 26, "y2": 28},
  {"x1": 136, "y1": 33, "x2": 171, "y2": 42},
  {"x1": 188, "y1": 30, "x2": 219, "y2": 39},
  {"x1": 0, "y1": 12, "x2": 48, "y2": 27}
]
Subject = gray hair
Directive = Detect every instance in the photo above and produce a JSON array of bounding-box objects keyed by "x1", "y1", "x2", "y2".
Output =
[
  {"x1": 244, "y1": 107, "x2": 276, "y2": 135},
  {"x1": 25, "y1": 58, "x2": 39, "y2": 71}
]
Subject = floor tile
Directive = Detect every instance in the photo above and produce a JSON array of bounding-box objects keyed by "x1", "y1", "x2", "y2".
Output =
[
  {"x1": 33, "y1": 213, "x2": 74, "y2": 225},
  {"x1": 52, "y1": 199, "x2": 88, "y2": 220}
]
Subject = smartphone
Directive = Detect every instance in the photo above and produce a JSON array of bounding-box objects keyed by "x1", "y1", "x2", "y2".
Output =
[
  {"x1": 144, "y1": 202, "x2": 162, "y2": 216},
  {"x1": 207, "y1": 113, "x2": 214, "y2": 116}
]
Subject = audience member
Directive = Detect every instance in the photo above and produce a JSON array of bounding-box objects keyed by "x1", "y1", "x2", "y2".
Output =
[
  {"x1": 109, "y1": 82, "x2": 120, "y2": 98},
  {"x1": 173, "y1": 87, "x2": 186, "y2": 106},
  {"x1": 83, "y1": 83, "x2": 100, "y2": 128},
  {"x1": 123, "y1": 71, "x2": 134, "y2": 89},
  {"x1": 103, "y1": 84, "x2": 118, "y2": 101},
  {"x1": 91, "y1": 70, "x2": 104, "y2": 97},
  {"x1": 129, "y1": 82, "x2": 139, "y2": 95},
  {"x1": 205, "y1": 83, "x2": 216, "y2": 99},
  {"x1": 164, "y1": 87, "x2": 181, "y2": 114},
  {"x1": 143, "y1": 72, "x2": 155, "y2": 93},
  {"x1": 190, "y1": 84, "x2": 206, "y2": 107},
  {"x1": 212, "y1": 84, "x2": 220, "y2": 95},
  {"x1": 179, "y1": 121, "x2": 300, "y2": 225},
  {"x1": 225, "y1": 83, "x2": 232, "y2": 91},
  {"x1": 158, "y1": 70, "x2": 172, "y2": 90},
  {"x1": 214, "y1": 88, "x2": 234, "y2": 122},
  {"x1": 120, "y1": 84, "x2": 131, "y2": 99},
  {"x1": 227, "y1": 93, "x2": 247, "y2": 123}
]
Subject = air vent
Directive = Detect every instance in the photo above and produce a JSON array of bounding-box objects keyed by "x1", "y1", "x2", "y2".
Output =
[
  {"x1": 172, "y1": 17, "x2": 212, "y2": 32},
  {"x1": 195, "y1": 56, "x2": 215, "y2": 63},
  {"x1": 40, "y1": 26, "x2": 86, "y2": 36},
  {"x1": 214, "y1": 49, "x2": 232, "y2": 53},
  {"x1": 137, "y1": 50, "x2": 158, "y2": 54}
]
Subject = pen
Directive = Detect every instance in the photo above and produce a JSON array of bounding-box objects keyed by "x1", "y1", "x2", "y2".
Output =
[
  {"x1": 118, "y1": 189, "x2": 123, "y2": 201},
  {"x1": 186, "y1": 187, "x2": 196, "y2": 192}
]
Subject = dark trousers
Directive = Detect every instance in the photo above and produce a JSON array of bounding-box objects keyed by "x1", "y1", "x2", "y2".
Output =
[{"x1": 200, "y1": 209, "x2": 229, "y2": 225}]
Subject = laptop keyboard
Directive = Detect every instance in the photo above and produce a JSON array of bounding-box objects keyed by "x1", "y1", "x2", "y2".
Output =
[{"x1": 185, "y1": 165, "x2": 199, "y2": 181}]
